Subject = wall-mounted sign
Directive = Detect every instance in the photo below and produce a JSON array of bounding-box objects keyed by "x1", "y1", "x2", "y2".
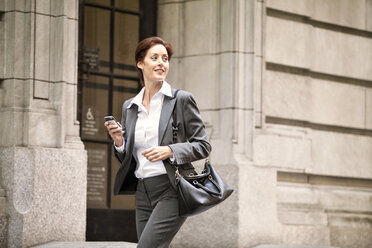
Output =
[
  {"x1": 81, "y1": 47, "x2": 100, "y2": 71},
  {"x1": 82, "y1": 107, "x2": 99, "y2": 136},
  {"x1": 86, "y1": 144, "x2": 107, "y2": 208}
]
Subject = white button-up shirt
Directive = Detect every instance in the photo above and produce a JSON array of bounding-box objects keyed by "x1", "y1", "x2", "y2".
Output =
[{"x1": 115, "y1": 81, "x2": 172, "y2": 179}]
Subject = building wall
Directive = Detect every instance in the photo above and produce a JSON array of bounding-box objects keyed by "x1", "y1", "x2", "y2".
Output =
[
  {"x1": 158, "y1": 0, "x2": 372, "y2": 247},
  {"x1": 0, "y1": 0, "x2": 371, "y2": 247},
  {"x1": 0, "y1": 0, "x2": 87, "y2": 247},
  {"x1": 264, "y1": 0, "x2": 372, "y2": 247}
]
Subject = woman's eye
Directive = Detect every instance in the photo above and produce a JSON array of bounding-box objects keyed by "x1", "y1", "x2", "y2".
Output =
[
  {"x1": 151, "y1": 56, "x2": 157, "y2": 60},
  {"x1": 163, "y1": 57, "x2": 168, "y2": 62}
]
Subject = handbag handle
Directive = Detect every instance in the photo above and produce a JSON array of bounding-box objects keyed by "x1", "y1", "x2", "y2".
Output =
[
  {"x1": 182, "y1": 160, "x2": 211, "y2": 179},
  {"x1": 192, "y1": 177, "x2": 222, "y2": 196}
]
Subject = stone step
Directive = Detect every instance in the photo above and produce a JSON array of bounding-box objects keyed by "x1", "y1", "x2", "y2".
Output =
[{"x1": 32, "y1": 242, "x2": 137, "y2": 248}]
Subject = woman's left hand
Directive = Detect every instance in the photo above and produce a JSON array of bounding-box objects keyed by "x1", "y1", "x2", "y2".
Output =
[{"x1": 142, "y1": 146, "x2": 173, "y2": 162}]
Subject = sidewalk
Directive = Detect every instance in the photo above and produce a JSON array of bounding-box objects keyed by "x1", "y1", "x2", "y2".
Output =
[
  {"x1": 32, "y1": 242, "x2": 137, "y2": 248},
  {"x1": 32, "y1": 242, "x2": 338, "y2": 248}
]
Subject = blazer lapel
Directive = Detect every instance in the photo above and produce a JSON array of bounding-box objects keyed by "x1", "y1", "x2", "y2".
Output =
[
  {"x1": 125, "y1": 104, "x2": 138, "y2": 154},
  {"x1": 158, "y1": 88, "x2": 177, "y2": 145}
]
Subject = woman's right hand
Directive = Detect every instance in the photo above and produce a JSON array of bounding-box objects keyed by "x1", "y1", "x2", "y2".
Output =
[{"x1": 104, "y1": 122, "x2": 124, "y2": 147}]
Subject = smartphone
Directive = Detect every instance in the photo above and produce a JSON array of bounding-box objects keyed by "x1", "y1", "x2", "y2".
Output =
[{"x1": 104, "y1": 116, "x2": 122, "y2": 128}]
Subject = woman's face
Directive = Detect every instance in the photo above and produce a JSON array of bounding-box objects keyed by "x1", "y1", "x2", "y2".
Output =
[{"x1": 137, "y1": 44, "x2": 169, "y2": 84}]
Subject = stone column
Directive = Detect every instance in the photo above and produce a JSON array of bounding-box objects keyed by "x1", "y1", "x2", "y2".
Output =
[
  {"x1": 0, "y1": 0, "x2": 87, "y2": 247},
  {"x1": 158, "y1": 0, "x2": 282, "y2": 247}
]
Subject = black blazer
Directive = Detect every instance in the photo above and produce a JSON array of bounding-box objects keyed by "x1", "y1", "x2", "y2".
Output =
[{"x1": 113, "y1": 88, "x2": 211, "y2": 195}]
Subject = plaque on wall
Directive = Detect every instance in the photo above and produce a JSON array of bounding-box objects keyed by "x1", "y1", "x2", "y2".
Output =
[
  {"x1": 82, "y1": 107, "x2": 99, "y2": 137},
  {"x1": 80, "y1": 47, "x2": 100, "y2": 72},
  {"x1": 86, "y1": 143, "x2": 108, "y2": 208}
]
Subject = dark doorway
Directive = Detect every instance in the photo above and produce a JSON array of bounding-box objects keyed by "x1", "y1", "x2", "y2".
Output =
[{"x1": 78, "y1": 0, "x2": 157, "y2": 242}]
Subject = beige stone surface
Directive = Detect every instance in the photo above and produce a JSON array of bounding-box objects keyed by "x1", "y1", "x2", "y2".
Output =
[
  {"x1": 157, "y1": 2, "x2": 181, "y2": 56},
  {"x1": 183, "y1": 0, "x2": 217, "y2": 56},
  {"x1": 266, "y1": 13, "x2": 372, "y2": 82},
  {"x1": 0, "y1": 187, "x2": 7, "y2": 247},
  {"x1": 254, "y1": 1, "x2": 263, "y2": 56},
  {"x1": 277, "y1": 183, "x2": 320, "y2": 208},
  {"x1": 368, "y1": 0, "x2": 372, "y2": 32},
  {"x1": 278, "y1": 208, "x2": 328, "y2": 226},
  {"x1": 0, "y1": 213, "x2": 7, "y2": 247},
  {"x1": 0, "y1": 108, "x2": 29, "y2": 147},
  {"x1": 312, "y1": 0, "x2": 366, "y2": 30},
  {"x1": 219, "y1": 0, "x2": 238, "y2": 52},
  {"x1": 35, "y1": 13, "x2": 50, "y2": 81},
  {"x1": 311, "y1": 78, "x2": 365, "y2": 129},
  {"x1": 278, "y1": 184, "x2": 372, "y2": 246},
  {"x1": 63, "y1": 18, "x2": 78, "y2": 84},
  {"x1": 61, "y1": 83, "x2": 81, "y2": 144},
  {"x1": 181, "y1": 55, "x2": 216, "y2": 110},
  {"x1": 0, "y1": 0, "x2": 4, "y2": 11},
  {"x1": 282, "y1": 225, "x2": 331, "y2": 246},
  {"x1": 265, "y1": 69, "x2": 369, "y2": 129},
  {"x1": 311, "y1": 130, "x2": 372, "y2": 178},
  {"x1": 267, "y1": 0, "x2": 367, "y2": 30},
  {"x1": 264, "y1": 70, "x2": 311, "y2": 121},
  {"x1": 313, "y1": 27, "x2": 372, "y2": 81},
  {"x1": 254, "y1": 126, "x2": 312, "y2": 171},
  {"x1": 266, "y1": 0, "x2": 312, "y2": 17},
  {"x1": 238, "y1": 165, "x2": 282, "y2": 247},
  {"x1": 366, "y1": 88, "x2": 372, "y2": 129},
  {"x1": 49, "y1": 17, "x2": 78, "y2": 85},
  {"x1": 330, "y1": 226, "x2": 372, "y2": 248},
  {"x1": 4, "y1": 0, "x2": 34, "y2": 12},
  {"x1": 318, "y1": 188, "x2": 372, "y2": 213},
  {"x1": 49, "y1": 16, "x2": 64, "y2": 82},
  {"x1": 27, "y1": 110, "x2": 59, "y2": 147},
  {"x1": 266, "y1": 16, "x2": 311, "y2": 68},
  {"x1": 34, "y1": 80, "x2": 49, "y2": 99},
  {"x1": 1, "y1": 79, "x2": 29, "y2": 108},
  {"x1": 0, "y1": 13, "x2": 4, "y2": 80},
  {"x1": 278, "y1": 183, "x2": 372, "y2": 214},
  {"x1": 236, "y1": 53, "x2": 255, "y2": 110},
  {"x1": 63, "y1": 0, "x2": 79, "y2": 19},
  {"x1": 1, "y1": 1, "x2": 87, "y2": 247},
  {"x1": 3, "y1": 11, "x2": 34, "y2": 79},
  {"x1": 1, "y1": 146, "x2": 87, "y2": 248},
  {"x1": 253, "y1": 56, "x2": 263, "y2": 124},
  {"x1": 36, "y1": 0, "x2": 50, "y2": 15}
]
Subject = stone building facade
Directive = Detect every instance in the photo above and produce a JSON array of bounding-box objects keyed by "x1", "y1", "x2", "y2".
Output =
[
  {"x1": 0, "y1": 0, "x2": 86, "y2": 247},
  {"x1": 1, "y1": 0, "x2": 372, "y2": 247}
]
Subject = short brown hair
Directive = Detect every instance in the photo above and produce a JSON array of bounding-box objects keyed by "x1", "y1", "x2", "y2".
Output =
[{"x1": 135, "y1": 37, "x2": 173, "y2": 86}]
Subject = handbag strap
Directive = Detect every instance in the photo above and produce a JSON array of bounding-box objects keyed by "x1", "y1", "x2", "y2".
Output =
[
  {"x1": 172, "y1": 89, "x2": 180, "y2": 144},
  {"x1": 171, "y1": 89, "x2": 210, "y2": 168}
]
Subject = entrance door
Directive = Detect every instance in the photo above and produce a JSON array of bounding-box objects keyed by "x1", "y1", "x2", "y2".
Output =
[{"x1": 78, "y1": 0, "x2": 157, "y2": 242}]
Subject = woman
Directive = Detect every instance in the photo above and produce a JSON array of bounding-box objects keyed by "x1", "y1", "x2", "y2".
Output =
[{"x1": 105, "y1": 37, "x2": 211, "y2": 247}]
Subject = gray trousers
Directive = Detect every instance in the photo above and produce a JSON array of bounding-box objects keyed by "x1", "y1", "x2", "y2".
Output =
[{"x1": 135, "y1": 174, "x2": 186, "y2": 248}]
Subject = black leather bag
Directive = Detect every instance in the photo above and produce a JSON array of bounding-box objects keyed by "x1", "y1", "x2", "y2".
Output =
[
  {"x1": 172, "y1": 91, "x2": 233, "y2": 217},
  {"x1": 175, "y1": 160, "x2": 234, "y2": 217}
]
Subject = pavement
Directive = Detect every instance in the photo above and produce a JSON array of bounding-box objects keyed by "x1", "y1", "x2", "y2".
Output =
[
  {"x1": 32, "y1": 242, "x2": 339, "y2": 248},
  {"x1": 255, "y1": 246, "x2": 337, "y2": 248},
  {"x1": 32, "y1": 242, "x2": 137, "y2": 248}
]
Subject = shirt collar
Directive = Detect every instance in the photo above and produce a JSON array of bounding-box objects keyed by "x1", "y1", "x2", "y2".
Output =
[{"x1": 127, "y1": 81, "x2": 172, "y2": 109}]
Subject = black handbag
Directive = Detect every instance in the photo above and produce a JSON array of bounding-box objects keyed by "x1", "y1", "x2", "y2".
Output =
[{"x1": 172, "y1": 91, "x2": 234, "y2": 217}]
